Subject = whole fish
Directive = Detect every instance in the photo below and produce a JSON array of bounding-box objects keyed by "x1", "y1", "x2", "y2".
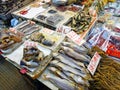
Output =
[
  {"x1": 50, "y1": 60, "x2": 87, "y2": 78},
  {"x1": 16, "y1": 21, "x2": 29, "y2": 29},
  {"x1": 60, "y1": 46, "x2": 90, "y2": 64},
  {"x1": 23, "y1": 26, "x2": 40, "y2": 35},
  {"x1": 44, "y1": 74, "x2": 80, "y2": 90},
  {"x1": 16, "y1": 21, "x2": 30, "y2": 31},
  {"x1": 18, "y1": 23, "x2": 33, "y2": 32},
  {"x1": 63, "y1": 71, "x2": 89, "y2": 86},
  {"x1": 48, "y1": 67, "x2": 69, "y2": 80},
  {"x1": 21, "y1": 60, "x2": 39, "y2": 68},
  {"x1": 62, "y1": 41, "x2": 88, "y2": 54},
  {"x1": 55, "y1": 53, "x2": 86, "y2": 72}
]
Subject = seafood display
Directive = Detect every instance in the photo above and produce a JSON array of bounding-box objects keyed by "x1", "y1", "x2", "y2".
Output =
[
  {"x1": 1, "y1": 0, "x2": 120, "y2": 90},
  {"x1": 34, "y1": 5, "x2": 77, "y2": 28},
  {"x1": 30, "y1": 28, "x2": 65, "y2": 51},
  {"x1": 0, "y1": 29, "x2": 23, "y2": 54},
  {"x1": 60, "y1": 40, "x2": 91, "y2": 65},
  {"x1": 21, "y1": 46, "x2": 44, "y2": 68},
  {"x1": 46, "y1": 14, "x2": 64, "y2": 25},
  {"x1": 17, "y1": 41, "x2": 52, "y2": 79},
  {"x1": 14, "y1": 20, "x2": 41, "y2": 36},
  {"x1": 65, "y1": 11, "x2": 92, "y2": 34},
  {"x1": 88, "y1": 46, "x2": 120, "y2": 90},
  {"x1": 42, "y1": 40, "x2": 92, "y2": 90}
]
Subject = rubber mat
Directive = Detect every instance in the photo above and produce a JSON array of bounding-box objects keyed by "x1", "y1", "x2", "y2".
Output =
[{"x1": 0, "y1": 55, "x2": 37, "y2": 90}]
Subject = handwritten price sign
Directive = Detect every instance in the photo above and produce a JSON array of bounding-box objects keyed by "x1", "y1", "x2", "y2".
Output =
[
  {"x1": 24, "y1": 41, "x2": 38, "y2": 48},
  {"x1": 56, "y1": 26, "x2": 71, "y2": 34},
  {"x1": 67, "y1": 31, "x2": 83, "y2": 45},
  {"x1": 87, "y1": 52, "x2": 101, "y2": 75}
]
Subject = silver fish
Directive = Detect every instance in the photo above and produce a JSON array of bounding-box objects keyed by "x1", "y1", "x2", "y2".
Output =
[
  {"x1": 23, "y1": 26, "x2": 40, "y2": 35},
  {"x1": 62, "y1": 41, "x2": 88, "y2": 54},
  {"x1": 21, "y1": 60, "x2": 39, "y2": 68},
  {"x1": 18, "y1": 23, "x2": 33, "y2": 32},
  {"x1": 48, "y1": 67, "x2": 69, "y2": 80},
  {"x1": 16, "y1": 21, "x2": 30, "y2": 31},
  {"x1": 44, "y1": 74, "x2": 79, "y2": 90},
  {"x1": 61, "y1": 46, "x2": 90, "y2": 64},
  {"x1": 16, "y1": 21, "x2": 29, "y2": 29},
  {"x1": 63, "y1": 71, "x2": 89, "y2": 86},
  {"x1": 50, "y1": 60, "x2": 87, "y2": 78},
  {"x1": 55, "y1": 53, "x2": 86, "y2": 72}
]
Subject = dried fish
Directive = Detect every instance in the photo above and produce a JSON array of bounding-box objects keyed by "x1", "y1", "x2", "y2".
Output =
[
  {"x1": 61, "y1": 41, "x2": 88, "y2": 54},
  {"x1": 60, "y1": 46, "x2": 90, "y2": 64},
  {"x1": 48, "y1": 67, "x2": 69, "y2": 80},
  {"x1": 16, "y1": 21, "x2": 30, "y2": 31},
  {"x1": 41, "y1": 38, "x2": 55, "y2": 46},
  {"x1": 54, "y1": 53, "x2": 86, "y2": 72},
  {"x1": 50, "y1": 60, "x2": 87, "y2": 78},
  {"x1": 23, "y1": 26, "x2": 40, "y2": 35},
  {"x1": 64, "y1": 71, "x2": 89, "y2": 86},
  {"x1": 21, "y1": 60, "x2": 39, "y2": 68},
  {"x1": 44, "y1": 74, "x2": 80, "y2": 90},
  {"x1": 30, "y1": 32, "x2": 45, "y2": 42}
]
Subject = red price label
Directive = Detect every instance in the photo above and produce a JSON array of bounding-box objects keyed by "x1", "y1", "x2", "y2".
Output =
[
  {"x1": 87, "y1": 52, "x2": 101, "y2": 75},
  {"x1": 42, "y1": 28, "x2": 54, "y2": 34}
]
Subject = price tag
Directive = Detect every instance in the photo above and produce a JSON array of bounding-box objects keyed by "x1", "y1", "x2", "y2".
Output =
[
  {"x1": 89, "y1": 7, "x2": 97, "y2": 17},
  {"x1": 24, "y1": 41, "x2": 38, "y2": 48},
  {"x1": 56, "y1": 25, "x2": 71, "y2": 34},
  {"x1": 42, "y1": 28, "x2": 54, "y2": 34},
  {"x1": 87, "y1": 52, "x2": 101, "y2": 75},
  {"x1": 67, "y1": 31, "x2": 83, "y2": 45}
]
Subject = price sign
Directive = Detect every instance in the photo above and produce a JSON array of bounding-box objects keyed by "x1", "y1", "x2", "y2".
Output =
[
  {"x1": 42, "y1": 28, "x2": 54, "y2": 34},
  {"x1": 87, "y1": 52, "x2": 101, "y2": 75},
  {"x1": 56, "y1": 25, "x2": 71, "y2": 34},
  {"x1": 67, "y1": 31, "x2": 83, "y2": 45},
  {"x1": 24, "y1": 41, "x2": 38, "y2": 48}
]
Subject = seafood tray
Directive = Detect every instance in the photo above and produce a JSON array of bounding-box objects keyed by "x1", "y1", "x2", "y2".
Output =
[
  {"x1": 34, "y1": 5, "x2": 77, "y2": 28},
  {"x1": 64, "y1": 11, "x2": 93, "y2": 34},
  {"x1": 30, "y1": 28, "x2": 65, "y2": 52},
  {"x1": 37, "y1": 40, "x2": 92, "y2": 90},
  {"x1": 14, "y1": 20, "x2": 42, "y2": 37},
  {"x1": 3, "y1": 41, "x2": 52, "y2": 79},
  {"x1": 0, "y1": 29, "x2": 24, "y2": 54},
  {"x1": 12, "y1": 1, "x2": 47, "y2": 19}
]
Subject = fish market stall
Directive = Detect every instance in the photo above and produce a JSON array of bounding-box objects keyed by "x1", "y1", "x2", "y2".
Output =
[{"x1": 1, "y1": 0, "x2": 120, "y2": 90}]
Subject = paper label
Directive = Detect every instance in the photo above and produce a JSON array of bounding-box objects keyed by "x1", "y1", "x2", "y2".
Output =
[
  {"x1": 24, "y1": 41, "x2": 37, "y2": 48},
  {"x1": 56, "y1": 25, "x2": 71, "y2": 34},
  {"x1": 42, "y1": 28, "x2": 54, "y2": 34},
  {"x1": 87, "y1": 52, "x2": 101, "y2": 75},
  {"x1": 67, "y1": 31, "x2": 83, "y2": 45}
]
